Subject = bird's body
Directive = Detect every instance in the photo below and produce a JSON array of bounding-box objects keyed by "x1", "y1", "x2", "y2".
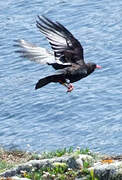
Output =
[{"x1": 15, "y1": 16, "x2": 101, "y2": 92}]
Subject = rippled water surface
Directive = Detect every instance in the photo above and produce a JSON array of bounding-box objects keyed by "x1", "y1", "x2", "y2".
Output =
[{"x1": 0, "y1": 0, "x2": 122, "y2": 154}]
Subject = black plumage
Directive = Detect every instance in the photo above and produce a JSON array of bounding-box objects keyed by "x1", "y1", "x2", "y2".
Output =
[{"x1": 15, "y1": 16, "x2": 101, "y2": 92}]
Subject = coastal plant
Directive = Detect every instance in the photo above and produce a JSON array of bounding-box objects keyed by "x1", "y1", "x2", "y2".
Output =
[
  {"x1": 41, "y1": 147, "x2": 73, "y2": 159},
  {"x1": 90, "y1": 169, "x2": 99, "y2": 180},
  {"x1": 23, "y1": 163, "x2": 68, "y2": 180},
  {"x1": 0, "y1": 147, "x2": 100, "y2": 180},
  {"x1": 23, "y1": 160, "x2": 99, "y2": 180},
  {"x1": 0, "y1": 160, "x2": 13, "y2": 173},
  {"x1": 79, "y1": 147, "x2": 90, "y2": 154}
]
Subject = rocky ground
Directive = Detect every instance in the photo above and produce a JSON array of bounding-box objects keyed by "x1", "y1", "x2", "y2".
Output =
[{"x1": 0, "y1": 147, "x2": 122, "y2": 180}]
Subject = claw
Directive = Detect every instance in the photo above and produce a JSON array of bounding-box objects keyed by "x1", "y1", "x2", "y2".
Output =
[
  {"x1": 67, "y1": 84, "x2": 74, "y2": 92},
  {"x1": 59, "y1": 80, "x2": 74, "y2": 92}
]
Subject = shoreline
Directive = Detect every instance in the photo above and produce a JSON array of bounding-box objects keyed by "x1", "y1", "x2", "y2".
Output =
[{"x1": 0, "y1": 147, "x2": 122, "y2": 180}]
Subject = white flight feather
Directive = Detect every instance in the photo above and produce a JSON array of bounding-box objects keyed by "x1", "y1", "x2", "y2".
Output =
[
  {"x1": 16, "y1": 39, "x2": 71, "y2": 66},
  {"x1": 16, "y1": 39, "x2": 55, "y2": 64}
]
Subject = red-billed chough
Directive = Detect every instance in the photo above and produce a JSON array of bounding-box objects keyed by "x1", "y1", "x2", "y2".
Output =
[{"x1": 15, "y1": 16, "x2": 101, "y2": 92}]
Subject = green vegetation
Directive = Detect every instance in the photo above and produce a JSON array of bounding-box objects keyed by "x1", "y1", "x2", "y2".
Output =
[
  {"x1": 0, "y1": 160, "x2": 13, "y2": 173},
  {"x1": 22, "y1": 159, "x2": 98, "y2": 180},
  {"x1": 40, "y1": 147, "x2": 74, "y2": 159},
  {"x1": 23, "y1": 162, "x2": 68, "y2": 180},
  {"x1": 20, "y1": 147, "x2": 99, "y2": 180},
  {"x1": 0, "y1": 147, "x2": 99, "y2": 180},
  {"x1": 0, "y1": 147, "x2": 32, "y2": 172},
  {"x1": 39, "y1": 147, "x2": 91, "y2": 160}
]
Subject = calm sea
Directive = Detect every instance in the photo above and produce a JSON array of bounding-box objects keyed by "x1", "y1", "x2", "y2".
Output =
[{"x1": 0, "y1": 0, "x2": 122, "y2": 154}]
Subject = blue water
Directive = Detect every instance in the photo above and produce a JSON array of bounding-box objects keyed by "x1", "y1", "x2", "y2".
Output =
[{"x1": 0, "y1": 0, "x2": 122, "y2": 154}]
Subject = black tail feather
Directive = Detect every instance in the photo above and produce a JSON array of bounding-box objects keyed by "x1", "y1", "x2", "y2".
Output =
[
  {"x1": 35, "y1": 77, "x2": 51, "y2": 89},
  {"x1": 35, "y1": 73, "x2": 65, "y2": 90}
]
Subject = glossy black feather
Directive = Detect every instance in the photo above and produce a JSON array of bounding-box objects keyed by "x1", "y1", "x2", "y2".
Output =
[
  {"x1": 36, "y1": 16, "x2": 84, "y2": 64},
  {"x1": 15, "y1": 16, "x2": 100, "y2": 91}
]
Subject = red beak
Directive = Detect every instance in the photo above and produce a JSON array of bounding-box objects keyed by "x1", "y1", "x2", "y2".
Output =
[{"x1": 96, "y1": 65, "x2": 102, "y2": 69}]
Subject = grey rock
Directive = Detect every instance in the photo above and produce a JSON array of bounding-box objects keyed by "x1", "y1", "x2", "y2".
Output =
[
  {"x1": 90, "y1": 161, "x2": 122, "y2": 180},
  {"x1": 0, "y1": 155, "x2": 74, "y2": 178},
  {"x1": 0, "y1": 153, "x2": 122, "y2": 180},
  {"x1": 11, "y1": 177, "x2": 30, "y2": 180}
]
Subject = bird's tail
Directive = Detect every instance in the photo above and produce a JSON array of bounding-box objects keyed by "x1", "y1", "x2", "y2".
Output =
[
  {"x1": 35, "y1": 73, "x2": 65, "y2": 90},
  {"x1": 35, "y1": 76, "x2": 52, "y2": 89}
]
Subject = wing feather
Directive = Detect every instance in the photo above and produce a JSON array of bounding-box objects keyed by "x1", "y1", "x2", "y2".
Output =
[
  {"x1": 14, "y1": 39, "x2": 71, "y2": 67},
  {"x1": 14, "y1": 39, "x2": 55, "y2": 64},
  {"x1": 36, "y1": 16, "x2": 84, "y2": 64}
]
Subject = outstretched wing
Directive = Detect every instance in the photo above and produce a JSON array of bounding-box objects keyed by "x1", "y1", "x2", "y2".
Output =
[
  {"x1": 14, "y1": 39, "x2": 71, "y2": 68},
  {"x1": 14, "y1": 39, "x2": 55, "y2": 64},
  {"x1": 36, "y1": 16, "x2": 84, "y2": 64}
]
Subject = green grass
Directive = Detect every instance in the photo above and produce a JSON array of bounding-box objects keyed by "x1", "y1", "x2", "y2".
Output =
[
  {"x1": 0, "y1": 147, "x2": 32, "y2": 173},
  {"x1": 23, "y1": 162, "x2": 99, "y2": 180},
  {"x1": 0, "y1": 147, "x2": 99, "y2": 180},
  {"x1": 0, "y1": 160, "x2": 13, "y2": 173},
  {"x1": 22, "y1": 147, "x2": 99, "y2": 180},
  {"x1": 40, "y1": 147, "x2": 91, "y2": 160},
  {"x1": 23, "y1": 164, "x2": 76, "y2": 180},
  {"x1": 40, "y1": 147, "x2": 74, "y2": 159}
]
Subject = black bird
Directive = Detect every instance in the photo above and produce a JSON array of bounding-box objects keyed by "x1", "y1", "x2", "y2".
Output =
[{"x1": 15, "y1": 16, "x2": 101, "y2": 92}]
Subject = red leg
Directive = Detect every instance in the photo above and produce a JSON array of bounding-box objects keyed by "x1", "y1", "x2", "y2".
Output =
[
  {"x1": 67, "y1": 84, "x2": 74, "y2": 92},
  {"x1": 59, "y1": 80, "x2": 74, "y2": 92}
]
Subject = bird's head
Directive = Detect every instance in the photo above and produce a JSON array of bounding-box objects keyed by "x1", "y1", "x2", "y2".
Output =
[{"x1": 86, "y1": 62, "x2": 102, "y2": 74}]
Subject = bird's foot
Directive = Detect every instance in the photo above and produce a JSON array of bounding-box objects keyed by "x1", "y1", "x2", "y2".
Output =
[
  {"x1": 59, "y1": 81, "x2": 73, "y2": 92},
  {"x1": 67, "y1": 84, "x2": 74, "y2": 92}
]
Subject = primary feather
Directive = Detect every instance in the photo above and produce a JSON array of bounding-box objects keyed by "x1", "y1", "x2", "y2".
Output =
[
  {"x1": 36, "y1": 16, "x2": 84, "y2": 64},
  {"x1": 15, "y1": 39, "x2": 55, "y2": 64}
]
